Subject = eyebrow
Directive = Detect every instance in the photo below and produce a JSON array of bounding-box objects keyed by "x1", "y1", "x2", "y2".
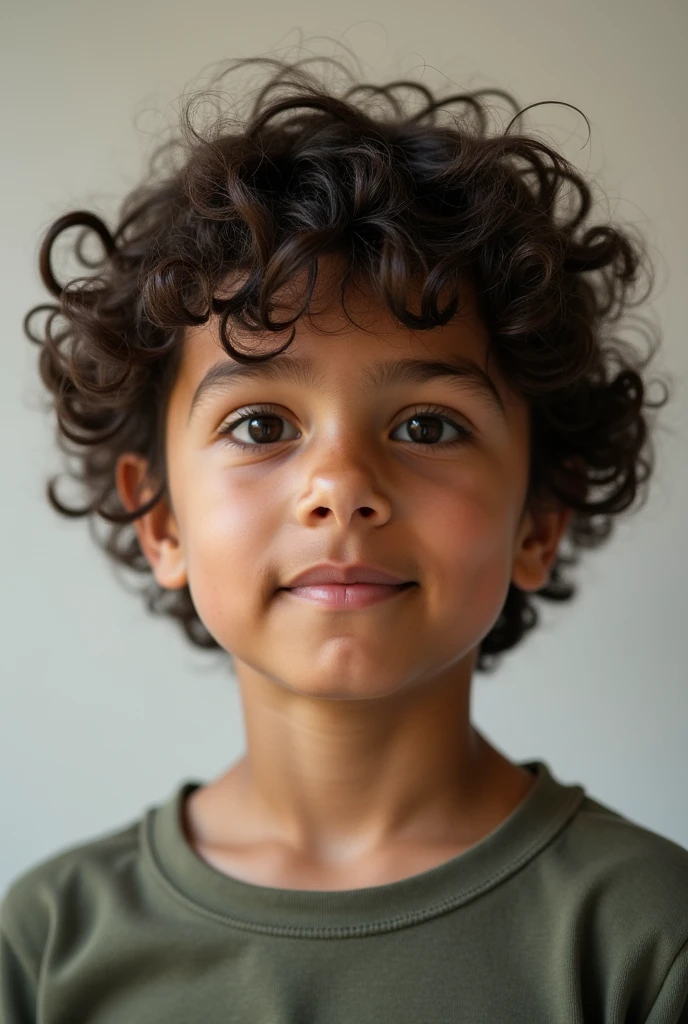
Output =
[{"x1": 187, "y1": 352, "x2": 507, "y2": 425}]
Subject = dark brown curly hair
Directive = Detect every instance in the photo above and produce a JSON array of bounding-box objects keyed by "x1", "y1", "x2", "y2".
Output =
[{"x1": 23, "y1": 53, "x2": 668, "y2": 673}]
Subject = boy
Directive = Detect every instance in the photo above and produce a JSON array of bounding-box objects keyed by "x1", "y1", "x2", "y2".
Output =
[{"x1": 3, "y1": 54, "x2": 688, "y2": 1022}]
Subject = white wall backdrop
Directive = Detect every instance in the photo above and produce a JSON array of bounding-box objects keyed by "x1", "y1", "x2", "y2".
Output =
[{"x1": 2, "y1": 0, "x2": 686, "y2": 892}]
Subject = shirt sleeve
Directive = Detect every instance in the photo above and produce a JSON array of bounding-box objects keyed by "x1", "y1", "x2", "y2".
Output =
[
  {"x1": 645, "y1": 935, "x2": 688, "y2": 1024},
  {"x1": 0, "y1": 927, "x2": 38, "y2": 1024},
  {"x1": 0, "y1": 885, "x2": 42, "y2": 1024}
]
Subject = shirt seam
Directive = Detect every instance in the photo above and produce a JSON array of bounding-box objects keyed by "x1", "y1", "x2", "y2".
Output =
[{"x1": 142, "y1": 786, "x2": 585, "y2": 938}]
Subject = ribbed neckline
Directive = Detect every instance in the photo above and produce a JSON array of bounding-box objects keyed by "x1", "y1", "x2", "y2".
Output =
[{"x1": 142, "y1": 759, "x2": 585, "y2": 937}]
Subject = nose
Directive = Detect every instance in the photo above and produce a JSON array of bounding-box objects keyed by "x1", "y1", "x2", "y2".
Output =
[{"x1": 295, "y1": 463, "x2": 393, "y2": 528}]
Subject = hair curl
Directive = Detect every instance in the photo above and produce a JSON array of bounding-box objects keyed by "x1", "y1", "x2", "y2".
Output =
[{"x1": 23, "y1": 52, "x2": 668, "y2": 672}]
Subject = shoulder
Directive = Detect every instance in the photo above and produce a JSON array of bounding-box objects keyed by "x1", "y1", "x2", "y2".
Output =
[
  {"x1": 523, "y1": 782, "x2": 688, "y2": 1019},
  {"x1": 565, "y1": 791, "x2": 688, "y2": 890},
  {"x1": 550, "y1": 790, "x2": 688, "y2": 996},
  {"x1": 555, "y1": 789, "x2": 688, "y2": 911},
  {"x1": 0, "y1": 813, "x2": 141, "y2": 960}
]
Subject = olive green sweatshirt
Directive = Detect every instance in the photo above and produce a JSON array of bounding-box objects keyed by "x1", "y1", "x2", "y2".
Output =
[{"x1": 2, "y1": 759, "x2": 688, "y2": 1023}]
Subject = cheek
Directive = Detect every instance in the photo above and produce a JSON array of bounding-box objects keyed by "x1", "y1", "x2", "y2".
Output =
[
  {"x1": 417, "y1": 465, "x2": 520, "y2": 628},
  {"x1": 429, "y1": 481, "x2": 514, "y2": 559},
  {"x1": 178, "y1": 473, "x2": 279, "y2": 640}
]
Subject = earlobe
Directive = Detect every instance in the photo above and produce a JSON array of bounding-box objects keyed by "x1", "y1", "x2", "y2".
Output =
[
  {"x1": 511, "y1": 503, "x2": 573, "y2": 593},
  {"x1": 152, "y1": 537, "x2": 188, "y2": 591},
  {"x1": 114, "y1": 453, "x2": 188, "y2": 591}
]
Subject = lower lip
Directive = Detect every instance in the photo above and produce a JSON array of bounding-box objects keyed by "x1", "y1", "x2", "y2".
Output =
[{"x1": 281, "y1": 582, "x2": 416, "y2": 609}]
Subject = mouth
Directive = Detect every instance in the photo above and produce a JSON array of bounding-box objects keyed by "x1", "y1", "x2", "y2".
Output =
[{"x1": 279, "y1": 581, "x2": 417, "y2": 610}]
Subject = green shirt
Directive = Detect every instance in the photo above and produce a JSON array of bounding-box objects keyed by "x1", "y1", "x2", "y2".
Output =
[{"x1": 2, "y1": 759, "x2": 687, "y2": 1023}]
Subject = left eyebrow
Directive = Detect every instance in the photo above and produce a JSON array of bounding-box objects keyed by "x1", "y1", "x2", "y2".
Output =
[{"x1": 187, "y1": 352, "x2": 507, "y2": 425}]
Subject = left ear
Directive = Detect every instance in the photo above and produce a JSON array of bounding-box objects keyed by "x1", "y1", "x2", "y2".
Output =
[{"x1": 511, "y1": 500, "x2": 573, "y2": 592}]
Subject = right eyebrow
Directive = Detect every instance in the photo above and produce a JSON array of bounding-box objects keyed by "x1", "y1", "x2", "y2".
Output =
[{"x1": 187, "y1": 352, "x2": 507, "y2": 425}]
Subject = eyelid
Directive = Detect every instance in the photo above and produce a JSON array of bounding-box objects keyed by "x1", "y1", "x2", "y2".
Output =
[
  {"x1": 219, "y1": 398, "x2": 475, "y2": 427},
  {"x1": 218, "y1": 402, "x2": 473, "y2": 433},
  {"x1": 220, "y1": 403, "x2": 294, "y2": 433}
]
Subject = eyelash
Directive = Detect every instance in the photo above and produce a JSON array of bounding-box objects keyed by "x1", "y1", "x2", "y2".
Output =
[{"x1": 217, "y1": 403, "x2": 474, "y2": 451}]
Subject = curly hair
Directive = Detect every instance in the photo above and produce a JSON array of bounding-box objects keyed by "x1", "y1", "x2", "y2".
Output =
[{"x1": 23, "y1": 53, "x2": 668, "y2": 672}]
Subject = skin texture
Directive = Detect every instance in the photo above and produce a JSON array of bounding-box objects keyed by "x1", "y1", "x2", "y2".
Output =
[{"x1": 116, "y1": 260, "x2": 571, "y2": 891}]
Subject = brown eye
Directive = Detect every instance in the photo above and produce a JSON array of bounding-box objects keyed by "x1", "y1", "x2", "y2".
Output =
[
  {"x1": 402, "y1": 415, "x2": 444, "y2": 444},
  {"x1": 391, "y1": 408, "x2": 473, "y2": 447},
  {"x1": 218, "y1": 406, "x2": 299, "y2": 448},
  {"x1": 241, "y1": 414, "x2": 283, "y2": 444}
]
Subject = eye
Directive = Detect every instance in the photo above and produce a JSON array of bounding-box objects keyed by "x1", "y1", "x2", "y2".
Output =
[
  {"x1": 217, "y1": 403, "x2": 473, "y2": 450},
  {"x1": 218, "y1": 405, "x2": 299, "y2": 448},
  {"x1": 391, "y1": 405, "x2": 473, "y2": 447}
]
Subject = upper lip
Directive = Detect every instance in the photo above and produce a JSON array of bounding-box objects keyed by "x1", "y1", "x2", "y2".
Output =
[{"x1": 283, "y1": 563, "x2": 414, "y2": 588}]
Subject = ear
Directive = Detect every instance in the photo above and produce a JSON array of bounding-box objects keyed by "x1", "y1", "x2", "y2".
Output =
[
  {"x1": 114, "y1": 453, "x2": 188, "y2": 591},
  {"x1": 511, "y1": 499, "x2": 573, "y2": 592}
]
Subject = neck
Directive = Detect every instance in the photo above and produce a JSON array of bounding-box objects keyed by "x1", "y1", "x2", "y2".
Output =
[{"x1": 205, "y1": 658, "x2": 531, "y2": 865}]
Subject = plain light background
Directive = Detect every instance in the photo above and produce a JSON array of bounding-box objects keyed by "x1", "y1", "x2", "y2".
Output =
[{"x1": 2, "y1": 0, "x2": 687, "y2": 894}]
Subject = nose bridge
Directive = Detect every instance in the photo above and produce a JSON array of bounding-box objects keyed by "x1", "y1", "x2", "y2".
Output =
[
  {"x1": 295, "y1": 403, "x2": 392, "y2": 523},
  {"x1": 306, "y1": 388, "x2": 376, "y2": 464}
]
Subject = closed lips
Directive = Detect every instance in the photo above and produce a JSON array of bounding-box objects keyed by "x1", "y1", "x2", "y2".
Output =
[{"x1": 283, "y1": 564, "x2": 415, "y2": 588}]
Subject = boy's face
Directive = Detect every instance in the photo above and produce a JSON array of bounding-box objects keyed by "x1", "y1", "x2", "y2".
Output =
[{"x1": 117, "y1": 260, "x2": 568, "y2": 699}]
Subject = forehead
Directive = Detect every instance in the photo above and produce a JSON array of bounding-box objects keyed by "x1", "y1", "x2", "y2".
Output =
[{"x1": 171, "y1": 260, "x2": 503, "y2": 406}]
